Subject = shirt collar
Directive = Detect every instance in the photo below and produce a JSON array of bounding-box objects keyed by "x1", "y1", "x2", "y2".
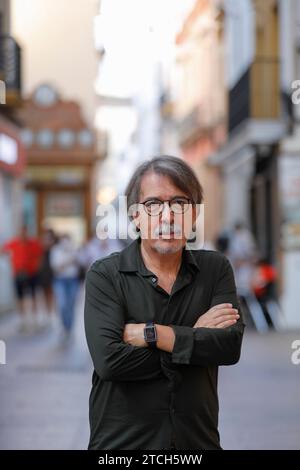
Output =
[{"x1": 118, "y1": 238, "x2": 201, "y2": 275}]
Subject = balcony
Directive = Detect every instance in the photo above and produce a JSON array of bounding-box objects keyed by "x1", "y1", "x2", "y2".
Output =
[
  {"x1": 0, "y1": 35, "x2": 22, "y2": 106},
  {"x1": 228, "y1": 58, "x2": 280, "y2": 134}
]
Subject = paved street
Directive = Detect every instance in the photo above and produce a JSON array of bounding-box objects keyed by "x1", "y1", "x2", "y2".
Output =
[
  {"x1": 219, "y1": 330, "x2": 300, "y2": 449},
  {"x1": 0, "y1": 294, "x2": 299, "y2": 450},
  {"x1": 0, "y1": 286, "x2": 92, "y2": 450}
]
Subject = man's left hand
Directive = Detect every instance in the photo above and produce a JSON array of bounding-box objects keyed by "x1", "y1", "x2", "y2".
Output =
[{"x1": 123, "y1": 323, "x2": 147, "y2": 347}]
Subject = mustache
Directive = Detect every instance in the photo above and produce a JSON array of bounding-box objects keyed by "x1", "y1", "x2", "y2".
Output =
[{"x1": 153, "y1": 222, "x2": 182, "y2": 236}]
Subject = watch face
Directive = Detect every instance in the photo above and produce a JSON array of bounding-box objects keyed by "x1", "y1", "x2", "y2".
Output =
[{"x1": 144, "y1": 325, "x2": 157, "y2": 342}]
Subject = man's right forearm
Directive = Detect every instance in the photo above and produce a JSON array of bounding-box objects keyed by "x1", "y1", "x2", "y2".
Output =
[{"x1": 86, "y1": 333, "x2": 163, "y2": 382}]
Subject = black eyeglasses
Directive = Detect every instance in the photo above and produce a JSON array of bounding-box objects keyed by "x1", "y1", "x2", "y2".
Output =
[{"x1": 140, "y1": 197, "x2": 193, "y2": 216}]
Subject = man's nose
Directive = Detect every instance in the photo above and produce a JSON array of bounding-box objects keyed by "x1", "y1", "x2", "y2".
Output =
[{"x1": 161, "y1": 202, "x2": 173, "y2": 220}]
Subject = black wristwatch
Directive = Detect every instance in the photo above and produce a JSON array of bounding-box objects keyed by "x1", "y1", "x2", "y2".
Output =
[{"x1": 144, "y1": 321, "x2": 157, "y2": 349}]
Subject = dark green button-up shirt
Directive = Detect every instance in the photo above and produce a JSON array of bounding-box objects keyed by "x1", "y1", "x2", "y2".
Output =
[{"x1": 84, "y1": 238, "x2": 245, "y2": 450}]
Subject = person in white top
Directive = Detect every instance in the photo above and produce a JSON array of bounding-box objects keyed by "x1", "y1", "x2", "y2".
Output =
[
  {"x1": 228, "y1": 222, "x2": 257, "y2": 296},
  {"x1": 50, "y1": 234, "x2": 80, "y2": 338},
  {"x1": 77, "y1": 235, "x2": 123, "y2": 272}
]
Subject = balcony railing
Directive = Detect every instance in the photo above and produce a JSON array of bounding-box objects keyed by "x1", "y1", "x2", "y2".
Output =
[
  {"x1": 0, "y1": 35, "x2": 22, "y2": 105},
  {"x1": 228, "y1": 58, "x2": 280, "y2": 134}
]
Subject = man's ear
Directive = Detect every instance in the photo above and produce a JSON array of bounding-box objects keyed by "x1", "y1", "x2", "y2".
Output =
[
  {"x1": 129, "y1": 215, "x2": 140, "y2": 233},
  {"x1": 130, "y1": 205, "x2": 141, "y2": 232}
]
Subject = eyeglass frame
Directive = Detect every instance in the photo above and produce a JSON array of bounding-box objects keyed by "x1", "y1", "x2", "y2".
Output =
[{"x1": 139, "y1": 196, "x2": 194, "y2": 216}]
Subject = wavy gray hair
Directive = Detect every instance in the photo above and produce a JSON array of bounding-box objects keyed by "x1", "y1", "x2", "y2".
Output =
[{"x1": 125, "y1": 155, "x2": 204, "y2": 219}]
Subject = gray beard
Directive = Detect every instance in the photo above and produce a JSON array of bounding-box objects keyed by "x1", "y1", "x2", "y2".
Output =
[{"x1": 153, "y1": 242, "x2": 183, "y2": 255}]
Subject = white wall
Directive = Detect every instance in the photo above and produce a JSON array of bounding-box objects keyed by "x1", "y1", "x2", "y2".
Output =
[
  {"x1": 279, "y1": 0, "x2": 296, "y2": 93},
  {"x1": 11, "y1": 0, "x2": 98, "y2": 126},
  {"x1": 224, "y1": 0, "x2": 255, "y2": 88},
  {"x1": 223, "y1": 149, "x2": 255, "y2": 230}
]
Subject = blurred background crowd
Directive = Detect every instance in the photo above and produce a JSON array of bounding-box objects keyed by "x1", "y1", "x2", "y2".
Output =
[{"x1": 0, "y1": 0, "x2": 299, "y2": 450}]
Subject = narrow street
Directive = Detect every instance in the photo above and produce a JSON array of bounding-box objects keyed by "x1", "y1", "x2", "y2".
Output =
[
  {"x1": 1, "y1": 296, "x2": 299, "y2": 450},
  {"x1": 0, "y1": 286, "x2": 92, "y2": 450},
  {"x1": 1, "y1": 0, "x2": 300, "y2": 457}
]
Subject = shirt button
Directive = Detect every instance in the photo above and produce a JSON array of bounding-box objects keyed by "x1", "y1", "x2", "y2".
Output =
[{"x1": 151, "y1": 277, "x2": 156, "y2": 283}]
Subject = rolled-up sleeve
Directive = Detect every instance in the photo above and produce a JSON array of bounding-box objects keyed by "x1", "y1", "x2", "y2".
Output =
[
  {"x1": 84, "y1": 263, "x2": 163, "y2": 382},
  {"x1": 169, "y1": 255, "x2": 245, "y2": 366}
]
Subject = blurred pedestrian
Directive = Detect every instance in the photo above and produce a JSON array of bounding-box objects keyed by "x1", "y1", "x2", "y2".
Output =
[
  {"x1": 228, "y1": 221, "x2": 257, "y2": 296},
  {"x1": 0, "y1": 225, "x2": 43, "y2": 332},
  {"x1": 227, "y1": 222, "x2": 263, "y2": 330},
  {"x1": 77, "y1": 233, "x2": 123, "y2": 273},
  {"x1": 215, "y1": 230, "x2": 231, "y2": 256},
  {"x1": 251, "y1": 257, "x2": 277, "y2": 327},
  {"x1": 50, "y1": 234, "x2": 80, "y2": 342},
  {"x1": 38, "y1": 228, "x2": 58, "y2": 324}
]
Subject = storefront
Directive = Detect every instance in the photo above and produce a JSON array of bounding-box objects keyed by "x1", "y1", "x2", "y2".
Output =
[
  {"x1": 25, "y1": 165, "x2": 92, "y2": 247},
  {"x1": 0, "y1": 116, "x2": 25, "y2": 313}
]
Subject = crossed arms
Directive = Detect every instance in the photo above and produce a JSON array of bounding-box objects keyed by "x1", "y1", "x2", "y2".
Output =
[{"x1": 84, "y1": 257, "x2": 245, "y2": 382}]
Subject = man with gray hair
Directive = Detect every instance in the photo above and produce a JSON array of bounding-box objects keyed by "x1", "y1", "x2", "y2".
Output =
[{"x1": 84, "y1": 155, "x2": 245, "y2": 450}]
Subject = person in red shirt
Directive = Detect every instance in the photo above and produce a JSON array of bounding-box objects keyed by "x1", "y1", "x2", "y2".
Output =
[
  {"x1": 252, "y1": 258, "x2": 277, "y2": 298},
  {"x1": 0, "y1": 225, "x2": 43, "y2": 330},
  {"x1": 251, "y1": 257, "x2": 277, "y2": 328}
]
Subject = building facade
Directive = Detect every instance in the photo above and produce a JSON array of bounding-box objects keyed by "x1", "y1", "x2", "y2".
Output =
[
  {"x1": 169, "y1": 0, "x2": 227, "y2": 246},
  {"x1": 0, "y1": 0, "x2": 25, "y2": 313},
  {"x1": 277, "y1": 0, "x2": 300, "y2": 327},
  {"x1": 210, "y1": 0, "x2": 300, "y2": 328},
  {"x1": 17, "y1": 84, "x2": 97, "y2": 246}
]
